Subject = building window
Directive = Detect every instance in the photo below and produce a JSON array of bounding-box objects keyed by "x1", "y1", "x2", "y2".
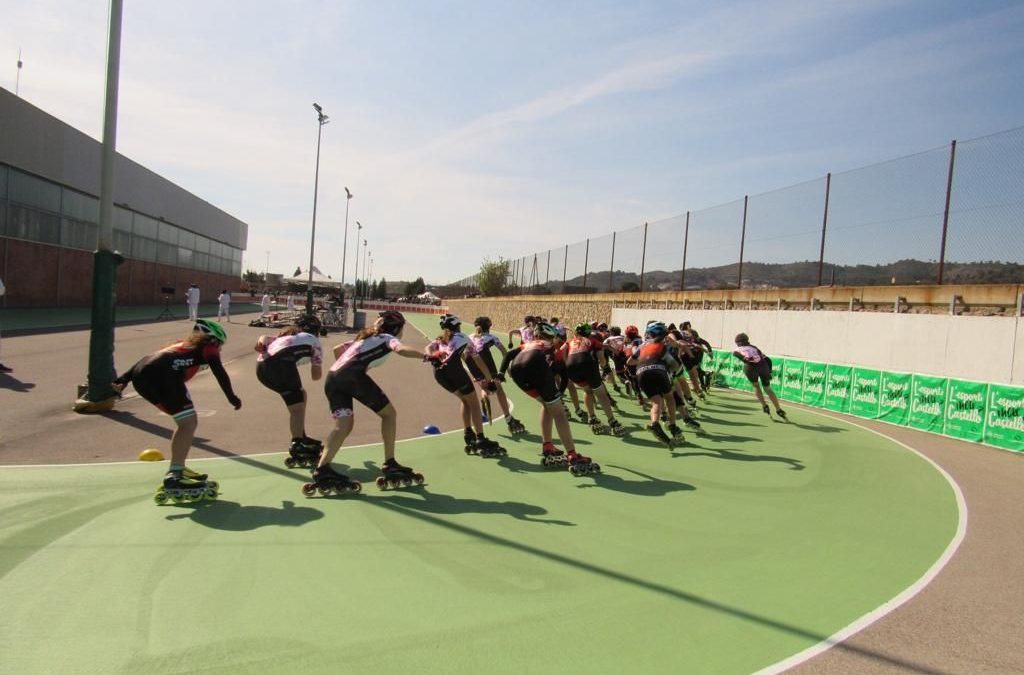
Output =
[
  {"x1": 132, "y1": 236, "x2": 157, "y2": 262},
  {"x1": 7, "y1": 204, "x2": 61, "y2": 244},
  {"x1": 62, "y1": 189, "x2": 100, "y2": 224},
  {"x1": 61, "y1": 217, "x2": 98, "y2": 250},
  {"x1": 9, "y1": 169, "x2": 61, "y2": 212}
]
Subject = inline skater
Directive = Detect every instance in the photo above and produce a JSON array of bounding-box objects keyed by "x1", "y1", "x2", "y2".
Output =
[
  {"x1": 468, "y1": 316, "x2": 526, "y2": 436},
  {"x1": 254, "y1": 314, "x2": 326, "y2": 469},
  {"x1": 622, "y1": 325, "x2": 645, "y2": 407},
  {"x1": 732, "y1": 333, "x2": 787, "y2": 419},
  {"x1": 602, "y1": 326, "x2": 628, "y2": 396},
  {"x1": 112, "y1": 319, "x2": 241, "y2": 504},
  {"x1": 687, "y1": 326, "x2": 715, "y2": 391},
  {"x1": 501, "y1": 321, "x2": 599, "y2": 475},
  {"x1": 627, "y1": 321, "x2": 685, "y2": 447},
  {"x1": 508, "y1": 315, "x2": 537, "y2": 347},
  {"x1": 311, "y1": 310, "x2": 426, "y2": 495},
  {"x1": 426, "y1": 314, "x2": 507, "y2": 457},
  {"x1": 566, "y1": 323, "x2": 626, "y2": 436}
]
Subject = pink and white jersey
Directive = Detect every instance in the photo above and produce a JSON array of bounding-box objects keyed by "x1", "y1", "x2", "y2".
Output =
[
  {"x1": 434, "y1": 332, "x2": 476, "y2": 365},
  {"x1": 258, "y1": 332, "x2": 323, "y2": 365},
  {"x1": 734, "y1": 345, "x2": 763, "y2": 363},
  {"x1": 603, "y1": 335, "x2": 625, "y2": 354},
  {"x1": 470, "y1": 333, "x2": 502, "y2": 354},
  {"x1": 516, "y1": 325, "x2": 535, "y2": 344},
  {"x1": 330, "y1": 333, "x2": 404, "y2": 373}
]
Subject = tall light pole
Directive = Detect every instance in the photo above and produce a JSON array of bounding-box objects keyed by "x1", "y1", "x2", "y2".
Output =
[
  {"x1": 307, "y1": 102, "x2": 329, "y2": 316},
  {"x1": 341, "y1": 187, "x2": 353, "y2": 287},
  {"x1": 361, "y1": 239, "x2": 368, "y2": 305},
  {"x1": 265, "y1": 250, "x2": 269, "y2": 283},
  {"x1": 353, "y1": 221, "x2": 362, "y2": 302},
  {"x1": 75, "y1": 0, "x2": 124, "y2": 413},
  {"x1": 368, "y1": 252, "x2": 374, "y2": 298}
]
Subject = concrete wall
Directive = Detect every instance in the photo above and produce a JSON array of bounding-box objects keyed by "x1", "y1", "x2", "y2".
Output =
[
  {"x1": 613, "y1": 307, "x2": 1024, "y2": 386},
  {"x1": 0, "y1": 87, "x2": 246, "y2": 248}
]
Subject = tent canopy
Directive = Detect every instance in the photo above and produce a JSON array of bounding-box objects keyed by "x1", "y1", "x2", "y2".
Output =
[{"x1": 285, "y1": 266, "x2": 342, "y2": 289}]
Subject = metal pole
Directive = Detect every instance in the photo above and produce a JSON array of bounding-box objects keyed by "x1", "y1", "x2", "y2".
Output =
[
  {"x1": 817, "y1": 173, "x2": 831, "y2": 286},
  {"x1": 680, "y1": 211, "x2": 689, "y2": 291},
  {"x1": 738, "y1": 196, "x2": 748, "y2": 290},
  {"x1": 341, "y1": 187, "x2": 352, "y2": 286},
  {"x1": 546, "y1": 249, "x2": 551, "y2": 289},
  {"x1": 562, "y1": 245, "x2": 568, "y2": 290},
  {"x1": 608, "y1": 231, "x2": 616, "y2": 292},
  {"x1": 353, "y1": 221, "x2": 362, "y2": 304},
  {"x1": 938, "y1": 140, "x2": 957, "y2": 284},
  {"x1": 639, "y1": 222, "x2": 648, "y2": 292},
  {"x1": 582, "y1": 238, "x2": 590, "y2": 292},
  {"x1": 77, "y1": 0, "x2": 124, "y2": 411},
  {"x1": 361, "y1": 239, "x2": 368, "y2": 303},
  {"x1": 307, "y1": 103, "x2": 329, "y2": 315}
]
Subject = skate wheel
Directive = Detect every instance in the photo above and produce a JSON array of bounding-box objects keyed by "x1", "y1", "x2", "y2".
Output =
[
  {"x1": 205, "y1": 480, "x2": 220, "y2": 491},
  {"x1": 375, "y1": 477, "x2": 388, "y2": 490},
  {"x1": 204, "y1": 488, "x2": 218, "y2": 500},
  {"x1": 592, "y1": 463, "x2": 601, "y2": 473},
  {"x1": 388, "y1": 479, "x2": 400, "y2": 489},
  {"x1": 569, "y1": 466, "x2": 581, "y2": 476},
  {"x1": 284, "y1": 457, "x2": 297, "y2": 469},
  {"x1": 401, "y1": 478, "x2": 412, "y2": 487},
  {"x1": 154, "y1": 491, "x2": 169, "y2": 505},
  {"x1": 301, "y1": 483, "x2": 317, "y2": 497},
  {"x1": 464, "y1": 447, "x2": 474, "y2": 455},
  {"x1": 318, "y1": 486, "x2": 331, "y2": 496},
  {"x1": 413, "y1": 473, "x2": 425, "y2": 485},
  {"x1": 348, "y1": 482, "x2": 363, "y2": 493}
]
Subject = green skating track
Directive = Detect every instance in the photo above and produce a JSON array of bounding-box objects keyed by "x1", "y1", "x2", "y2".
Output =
[{"x1": 0, "y1": 313, "x2": 962, "y2": 675}]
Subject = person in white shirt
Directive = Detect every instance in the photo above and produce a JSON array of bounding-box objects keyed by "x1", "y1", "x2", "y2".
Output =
[
  {"x1": 261, "y1": 292, "x2": 271, "y2": 316},
  {"x1": 217, "y1": 289, "x2": 231, "y2": 323},
  {"x1": 286, "y1": 294, "x2": 295, "y2": 312},
  {"x1": 0, "y1": 277, "x2": 11, "y2": 373},
  {"x1": 186, "y1": 284, "x2": 200, "y2": 321}
]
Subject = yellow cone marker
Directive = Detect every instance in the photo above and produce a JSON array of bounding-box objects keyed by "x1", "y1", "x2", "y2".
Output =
[{"x1": 139, "y1": 448, "x2": 165, "y2": 462}]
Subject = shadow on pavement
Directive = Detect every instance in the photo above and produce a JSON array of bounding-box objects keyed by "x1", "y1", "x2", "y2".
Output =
[
  {"x1": 699, "y1": 431, "x2": 763, "y2": 444},
  {"x1": 576, "y1": 465, "x2": 696, "y2": 496},
  {"x1": 0, "y1": 374, "x2": 35, "y2": 392},
  {"x1": 165, "y1": 499, "x2": 324, "y2": 530},
  {"x1": 698, "y1": 415, "x2": 760, "y2": 427},
  {"x1": 370, "y1": 480, "x2": 575, "y2": 526},
  {"x1": 673, "y1": 446, "x2": 805, "y2": 471}
]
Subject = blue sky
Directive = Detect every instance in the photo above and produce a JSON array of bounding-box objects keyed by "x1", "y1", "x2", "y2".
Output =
[{"x1": 3, "y1": 1, "x2": 1022, "y2": 284}]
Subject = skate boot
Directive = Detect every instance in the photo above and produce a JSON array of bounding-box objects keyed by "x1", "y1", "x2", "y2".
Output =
[
  {"x1": 506, "y1": 416, "x2": 527, "y2": 436},
  {"x1": 668, "y1": 423, "x2": 685, "y2": 442},
  {"x1": 574, "y1": 408, "x2": 589, "y2": 424},
  {"x1": 567, "y1": 450, "x2": 601, "y2": 476},
  {"x1": 682, "y1": 413, "x2": 702, "y2": 432},
  {"x1": 540, "y1": 442, "x2": 569, "y2": 468},
  {"x1": 612, "y1": 384, "x2": 622, "y2": 395},
  {"x1": 775, "y1": 408, "x2": 788, "y2": 420},
  {"x1": 474, "y1": 435, "x2": 507, "y2": 458},
  {"x1": 376, "y1": 458, "x2": 425, "y2": 490},
  {"x1": 463, "y1": 428, "x2": 478, "y2": 455},
  {"x1": 182, "y1": 466, "x2": 219, "y2": 492},
  {"x1": 608, "y1": 419, "x2": 627, "y2": 437},
  {"x1": 154, "y1": 471, "x2": 216, "y2": 505},
  {"x1": 589, "y1": 417, "x2": 610, "y2": 435},
  {"x1": 647, "y1": 422, "x2": 674, "y2": 449},
  {"x1": 762, "y1": 403, "x2": 771, "y2": 415},
  {"x1": 302, "y1": 465, "x2": 362, "y2": 497},
  {"x1": 285, "y1": 437, "x2": 323, "y2": 469}
]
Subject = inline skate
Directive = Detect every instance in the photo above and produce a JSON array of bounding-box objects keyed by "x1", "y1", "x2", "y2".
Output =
[
  {"x1": 762, "y1": 403, "x2": 771, "y2": 415},
  {"x1": 154, "y1": 471, "x2": 217, "y2": 505},
  {"x1": 573, "y1": 408, "x2": 590, "y2": 424},
  {"x1": 182, "y1": 466, "x2": 219, "y2": 492},
  {"x1": 540, "y1": 442, "x2": 569, "y2": 468},
  {"x1": 302, "y1": 465, "x2": 362, "y2": 497},
  {"x1": 648, "y1": 422, "x2": 674, "y2": 449},
  {"x1": 567, "y1": 450, "x2": 601, "y2": 476},
  {"x1": 608, "y1": 419, "x2": 627, "y2": 437},
  {"x1": 506, "y1": 415, "x2": 527, "y2": 436},
  {"x1": 473, "y1": 434, "x2": 507, "y2": 458},
  {"x1": 589, "y1": 417, "x2": 610, "y2": 435},
  {"x1": 775, "y1": 408, "x2": 788, "y2": 420},
  {"x1": 681, "y1": 413, "x2": 703, "y2": 432},
  {"x1": 284, "y1": 437, "x2": 323, "y2": 469},
  {"x1": 375, "y1": 458, "x2": 425, "y2": 490},
  {"x1": 667, "y1": 423, "x2": 685, "y2": 442}
]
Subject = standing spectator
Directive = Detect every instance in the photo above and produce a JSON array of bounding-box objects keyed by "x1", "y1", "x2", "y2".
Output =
[
  {"x1": 217, "y1": 289, "x2": 231, "y2": 323},
  {"x1": 186, "y1": 283, "x2": 200, "y2": 321},
  {"x1": 0, "y1": 277, "x2": 11, "y2": 373},
  {"x1": 286, "y1": 294, "x2": 296, "y2": 312},
  {"x1": 261, "y1": 292, "x2": 271, "y2": 317}
]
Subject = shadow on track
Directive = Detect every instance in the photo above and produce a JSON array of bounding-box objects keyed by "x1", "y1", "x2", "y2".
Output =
[
  {"x1": 576, "y1": 465, "x2": 696, "y2": 496},
  {"x1": 0, "y1": 374, "x2": 35, "y2": 392},
  {"x1": 165, "y1": 499, "x2": 324, "y2": 530},
  {"x1": 673, "y1": 446, "x2": 805, "y2": 471}
]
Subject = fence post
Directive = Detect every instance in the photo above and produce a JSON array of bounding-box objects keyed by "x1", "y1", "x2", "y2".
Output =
[
  {"x1": 582, "y1": 238, "x2": 590, "y2": 292},
  {"x1": 563, "y1": 244, "x2": 568, "y2": 290},
  {"x1": 608, "y1": 231, "x2": 617, "y2": 292},
  {"x1": 639, "y1": 222, "x2": 649, "y2": 292},
  {"x1": 737, "y1": 196, "x2": 748, "y2": 289},
  {"x1": 680, "y1": 211, "x2": 689, "y2": 291},
  {"x1": 817, "y1": 173, "x2": 831, "y2": 286},
  {"x1": 546, "y1": 249, "x2": 551, "y2": 290},
  {"x1": 938, "y1": 139, "x2": 957, "y2": 284}
]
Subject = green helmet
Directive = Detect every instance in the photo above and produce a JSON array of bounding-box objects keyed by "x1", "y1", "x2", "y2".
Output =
[
  {"x1": 194, "y1": 318, "x2": 227, "y2": 344},
  {"x1": 534, "y1": 322, "x2": 559, "y2": 339},
  {"x1": 574, "y1": 322, "x2": 592, "y2": 337}
]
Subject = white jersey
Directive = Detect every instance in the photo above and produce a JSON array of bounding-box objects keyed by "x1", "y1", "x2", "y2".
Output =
[
  {"x1": 258, "y1": 332, "x2": 323, "y2": 365},
  {"x1": 330, "y1": 333, "x2": 404, "y2": 373}
]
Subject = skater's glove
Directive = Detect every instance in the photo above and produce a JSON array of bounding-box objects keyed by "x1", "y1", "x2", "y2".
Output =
[
  {"x1": 484, "y1": 380, "x2": 498, "y2": 392},
  {"x1": 228, "y1": 394, "x2": 242, "y2": 410}
]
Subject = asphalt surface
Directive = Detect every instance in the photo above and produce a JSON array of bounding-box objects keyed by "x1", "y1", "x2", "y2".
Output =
[{"x1": 0, "y1": 313, "x2": 465, "y2": 465}]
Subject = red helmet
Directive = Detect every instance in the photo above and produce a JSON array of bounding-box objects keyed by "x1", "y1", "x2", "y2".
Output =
[{"x1": 624, "y1": 324, "x2": 639, "y2": 338}]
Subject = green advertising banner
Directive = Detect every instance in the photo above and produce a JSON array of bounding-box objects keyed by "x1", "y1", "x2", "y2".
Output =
[
  {"x1": 801, "y1": 361, "x2": 827, "y2": 407},
  {"x1": 849, "y1": 368, "x2": 881, "y2": 419},
  {"x1": 770, "y1": 356, "x2": 785, "y2": 388},
  {"x1": 983, "y1": 384, "x2": 1024, "y2": 452},
  {"x1": 824, "y1": 365, "x2": 853, "y2": 413},
  {"x1": 909, "y1": 375, "x2": 947, "y2": 434},
  {"x1": 781, "y1": 359, "x2": 805, "y2": 402},
  {"x1": 944, "y1": 379, "x2": 988, "y2": 443},
  {"x1": 878, "y1": 371, "x2": 912, "y2": 426}
]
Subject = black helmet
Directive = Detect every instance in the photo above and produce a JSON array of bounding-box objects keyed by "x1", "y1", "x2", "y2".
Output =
[
  {"x1": 597, "y1": 322, "x2": 608, "y2": 331},
  {"x1": 473, "y1": 316, "x2": 492, "y2": 331},
  {"x1": 295, "y1": 314, "x2": 322, "y2": 335},
  {"x1": 609, "y1": 326, "x2": 621, "y2": 336},
  {"x1": 523, "y1": 315, "x2": 536, "y2": 325},
  {"x1": 440, "y1": 313, "x2": 462, "y2": 331},
  {"x1": 377, "y1": 310, "x2": 406, "y2": 335},
  {"x1": 735, "y1": 332, "x2": 750, "y2": 346}
]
